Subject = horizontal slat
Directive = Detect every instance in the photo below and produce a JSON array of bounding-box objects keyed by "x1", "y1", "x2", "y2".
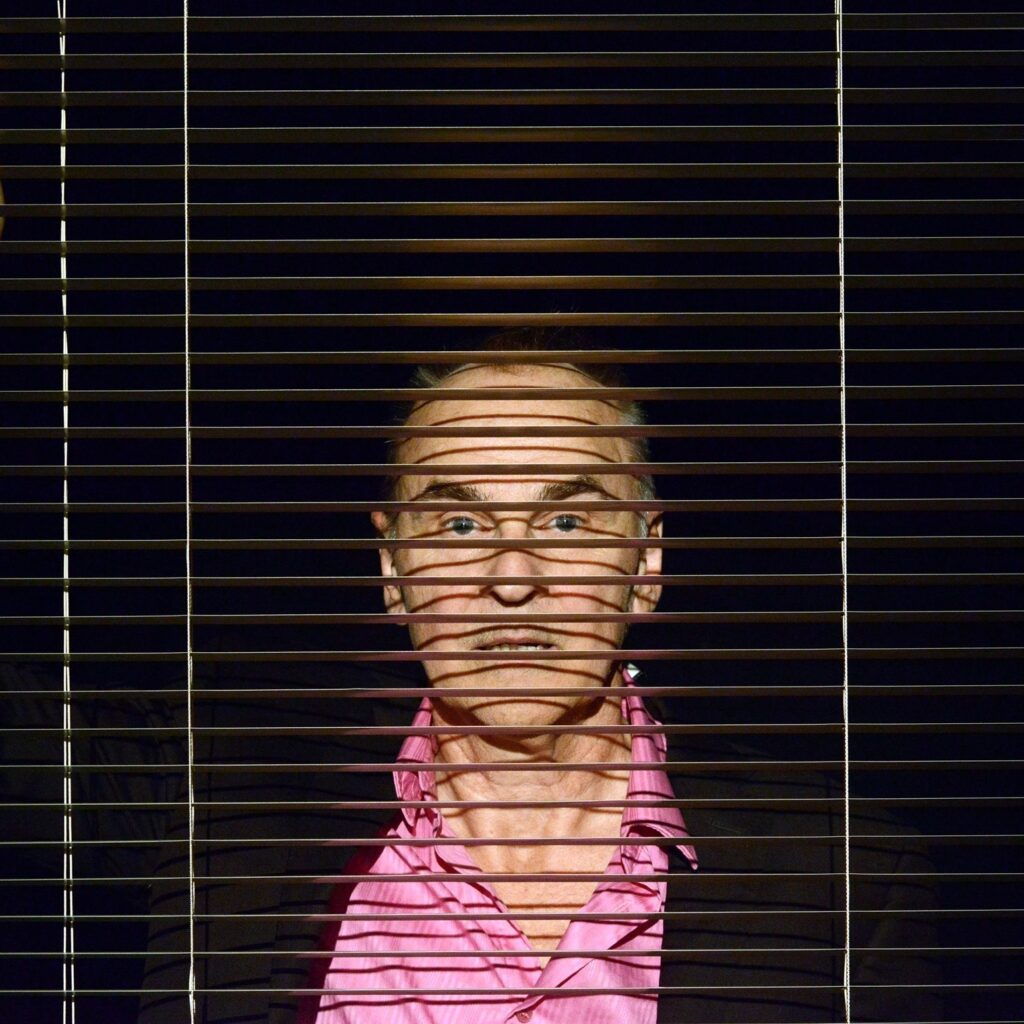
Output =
[
  {"x1": 4, "y1": 460, "x2": 1023, "y2": 478},
  {"x1": 0, "y1": 538, "x2": 842, "y2": 551},
  {"x1": 3, "y1": 236, "x2": 1021, "y2": 255},
  {"x1": 5, "y1": 684, "x2": 1024, "y2": 701},
  {"x1": 5, "y1": 833, "x2": 1020, "y2": 850},
  {"x1": 0, "y1": 273, "x2": 846, "y2": 292},
  {"x1": 5, "y1": 12, "x2": 1024, "y2": 30},
  {"x1": 3, "y1": 126, "x2": 843, "y2": 145},
  {"x1": 5, "y1": 795, "x2": 1021, "y2": 811},
  {"x1": 5, "y1": 87, "x2": 1022, "y2": 108},
  {"x1": 0, "y1": 50, "x2": 844, "y2": 71},
  {"x1": 4, "y1": 572, "x2": 1016, "y2": 588},
  {"x1": 5, "y1": 686, "x2": 838, "y2": 702},
  {"x1": 6, "y1": 499, "x2": 1024, "y2": 514},
  {"x1": 6, "y1": 573, "x2": 788, "y2": 588},
  {"x1": 6, "y1": 910, "x2": 1004, "y2": 926},
  {"x1": 4, "y1": 199, "x2": 1023, "y2": 217},
  {"x1": 3, "y1": 497, "x2": 847, "y2": 511},
  {"x1": 3, "y1": 312, "x2": 1022, "y2": 328},
  {"x1": 2, "y1": 161, "x2": 1023, "y2": 181},
  {"x1": 0, "y1": 349, "x2": 828, "y2": 365},
  {"x1": 3, "y1": 87, "x2": 847, "y2": 107},
  {"x1": 8, "y1": 945, "x2": 1022, "y2": 957},
  {"x1": 4, "y1": 273, "x2": 1024, "y2": 292},
  {"x1": 0, "y1": 161, "x2": 843, "y2": 180},
  {"x1": 5, "y1": 648, "x2": 1020, "y2": 665},
  {"x1": 7, "y1": 611, "x2": 1022, "y2": 628},
  {"x1": 4, "y1": 348, "x2": 1021, "y2": 366},
  {"x1": 5, "y1": 49, "x2": 1024, "y2": 71},
  {"x1": 6, "y1": 459, "x2": 848, "y2": 476},
  {"x1": 0, "y1": 14, "x2": 843, "y2": 32},
  {"x1": 9, "y1": 349, "x2": 832, "y2": 366},
  {"x1": 4, "y1": 199, "x2": 846, "y2": 216},
  {"x1": 1, "y1": 869, "x2": 1017, "y2": 886},
  {"x1": 0, "y1": 384, "x2": 855, "y2": 401},
  {"x1": 2, "y1": 536, "x2": 1020, "y2": 551},
  {"x1": 0, "y1": 313, "x2": 846, "y2": 329},
  {"x1": 2, "y1": 125, "x2": 1021, "y2": 145},
  {"x1": 4, "y1": 385, "x2": 1024, "y2": 405},
  {"x1": 3, "y1": 985, "x2": 1008, "y2": 1000},
  {"x1": 0, "y1": 956, "x2": 1004, "y2": 983},
  {"x1": 13, "y1": 609, "x2": 860, "y2": 624},
  {"x1": 11, "y1": 720, "x2": 1023, "y2": 737},
  {"x1": 3, "y1": 424, "x2": 1021, "y2": 441},
  {"x1": 9, "y1": 754, "x2": 1023, "y2": 772}
]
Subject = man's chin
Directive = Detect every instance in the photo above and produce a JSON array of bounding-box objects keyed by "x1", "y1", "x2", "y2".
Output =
[
  {"x1": 428, "y1": 690, "x2": 611, "y2": 736},
  {"x1": 425, "y1": 654, "x2": 620, "y2": 692}
]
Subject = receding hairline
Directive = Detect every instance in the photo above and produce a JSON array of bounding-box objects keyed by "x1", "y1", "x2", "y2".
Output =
[{"x1": 402, "y1": 361, "x2": 633, "y2": 429}]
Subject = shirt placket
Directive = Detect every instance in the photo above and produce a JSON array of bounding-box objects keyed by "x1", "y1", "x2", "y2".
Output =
[
  {"x1": 431, "y1": 814, "x2": 546, "y2": 991},
  {"x1": 499, "y1": 843, "x2": 665, "y2": 1024}
]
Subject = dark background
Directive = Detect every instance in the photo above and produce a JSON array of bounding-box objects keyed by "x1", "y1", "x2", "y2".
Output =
[{"x1": 2, "y1": 0, "x2": 1022, "y2": 1019}]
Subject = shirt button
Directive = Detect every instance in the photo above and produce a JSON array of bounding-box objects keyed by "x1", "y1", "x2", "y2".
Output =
[{"x1": 516, "y1": 1013, "x2": 532, "y2": 1023}]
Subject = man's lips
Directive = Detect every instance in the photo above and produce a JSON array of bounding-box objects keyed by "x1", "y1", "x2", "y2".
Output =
[{"x1": 472, "y1": 634, "x2": 556, "y2": 651}]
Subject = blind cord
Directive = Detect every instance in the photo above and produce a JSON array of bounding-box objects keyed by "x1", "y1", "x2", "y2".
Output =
[
  {"x1": 836, "y1": 2, "x2": 852, "y2": 1022},
  {"x1": 183, "y1": 2, "x2": 197, "y2": 1020},
  {"x1": 57, "y1": 3, "x2": 76, "y2": 1022}
]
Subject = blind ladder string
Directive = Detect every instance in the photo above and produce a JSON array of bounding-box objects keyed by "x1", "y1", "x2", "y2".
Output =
[
  {"x1": 183, "y1": 2, "x2": 197, "y2": 1020},
  {"x1": 57, "y1": 2, "x2": 76, "y2": 1021},
  {"x1": 835, "y1": 2, "x2": 852, "y2": 1022}
]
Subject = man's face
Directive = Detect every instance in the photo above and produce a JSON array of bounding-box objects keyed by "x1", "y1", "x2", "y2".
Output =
[{"x1": 371, "y1": 363, "x2": 663, "y2": 726}]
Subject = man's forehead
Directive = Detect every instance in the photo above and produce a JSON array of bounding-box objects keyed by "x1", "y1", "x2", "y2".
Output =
[
  {"x1": 392, "y1": 363, "x2": 636, "y2": 491},
  {"x1": 393, "y1": 449, "x2": 634, "y2": 504},
  {"x1": 403, "y1": 365, "x2": 627, "y2": 434},
  {"x1": 398, "y1": 402, "x2": 631, "y2": 469},
  {"x1": 406, "y1": 363, "x2": 623, "y2": 425}
]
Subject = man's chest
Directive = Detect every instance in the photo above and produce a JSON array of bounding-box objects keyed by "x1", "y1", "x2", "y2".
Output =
[{"x1": 491, "y1": 877, "x2": 603, "y2": 954}]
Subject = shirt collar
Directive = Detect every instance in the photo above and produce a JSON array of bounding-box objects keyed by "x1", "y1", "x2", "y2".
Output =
[
  {"x1": 392, "y1": 664, "x2": 697, "y2": 868},
  {"x1": 619, "y1": 663, "x2": 698, "y2": 869},
  {"x1": 393, "y1": 698, "x2": 437, "y2": 818}
]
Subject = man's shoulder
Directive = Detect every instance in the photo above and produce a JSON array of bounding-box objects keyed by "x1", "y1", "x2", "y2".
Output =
[{"x1": 661, "y1": 728, "x2": 931, "y2": 909}]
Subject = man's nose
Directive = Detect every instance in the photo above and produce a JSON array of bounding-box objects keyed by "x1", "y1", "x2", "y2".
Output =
[{"x1": 483, "y1": 518, "x2": 543, "y2": 605}]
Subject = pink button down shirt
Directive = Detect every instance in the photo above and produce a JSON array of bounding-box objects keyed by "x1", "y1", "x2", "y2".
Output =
[{"x1": 302, "y1": 669, "x2": 696, "y2": 1024}]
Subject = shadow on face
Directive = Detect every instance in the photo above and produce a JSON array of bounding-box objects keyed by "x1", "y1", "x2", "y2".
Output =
[{"x1": 370, "y1": 363, "x2": 664, "y2": 734}]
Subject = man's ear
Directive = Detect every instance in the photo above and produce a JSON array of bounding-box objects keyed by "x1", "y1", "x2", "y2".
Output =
[
  {"x1": 631, "y1": 513, "x2": 663, "y2": 612},
  {"x1": 370, "y1": 511, "x2": 406, "y2": 614}
]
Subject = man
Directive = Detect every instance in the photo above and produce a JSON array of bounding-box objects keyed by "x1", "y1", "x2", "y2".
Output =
[{"x1": 303, "y1": 343, "x2": 691, "y2": 1021}]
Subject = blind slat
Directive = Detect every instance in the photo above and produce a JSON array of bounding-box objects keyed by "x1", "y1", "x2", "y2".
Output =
[{"x1": 6, "y1": 12, "x2": 1024, "y2": 31}]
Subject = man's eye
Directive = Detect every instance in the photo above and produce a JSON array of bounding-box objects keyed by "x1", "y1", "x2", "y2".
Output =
[
  {"x1": 552, "y1": 514, "x2": 583, "y2": 533},
  {"x1": 444, "y1": 516, "x2": 478, "y2": 536}
]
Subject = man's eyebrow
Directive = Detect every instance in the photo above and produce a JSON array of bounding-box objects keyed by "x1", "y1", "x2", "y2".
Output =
[
  {"x1": 406, "y1": 475, "x2": 615, "y2": 505},
  {"x1": 539, "y1": 475, "x2": 617, "y2": 502},
  {"x1": 407, "y1": 481, "x2": 487, "y2": 505}
]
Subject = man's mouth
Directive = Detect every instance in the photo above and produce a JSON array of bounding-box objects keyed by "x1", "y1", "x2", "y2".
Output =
[
  {"x1": 473, "y1": 636, "x2": 556, "y2": 652},
  {"x1": 482, "y1": 644, "x2": 552, "y2": 651}
]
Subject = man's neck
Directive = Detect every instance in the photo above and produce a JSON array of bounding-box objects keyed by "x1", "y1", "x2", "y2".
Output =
[{"x1": 430, "y1": 689, "x2": 632, "y2": 849}]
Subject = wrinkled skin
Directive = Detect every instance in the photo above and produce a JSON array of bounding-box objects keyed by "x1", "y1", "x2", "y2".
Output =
[{"x1": 371, "y1": 361, "x2": 663, "y2": 740}]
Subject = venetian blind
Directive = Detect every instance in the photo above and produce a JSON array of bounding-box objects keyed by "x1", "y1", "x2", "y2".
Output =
[{"x1": 0, "y1": 2, "x2": 1022, "y2": 1022}]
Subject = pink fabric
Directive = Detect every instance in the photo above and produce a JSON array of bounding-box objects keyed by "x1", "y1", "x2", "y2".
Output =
[{"x1": 303, "y1": 669, "x2": 696, "y2": 1024}]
